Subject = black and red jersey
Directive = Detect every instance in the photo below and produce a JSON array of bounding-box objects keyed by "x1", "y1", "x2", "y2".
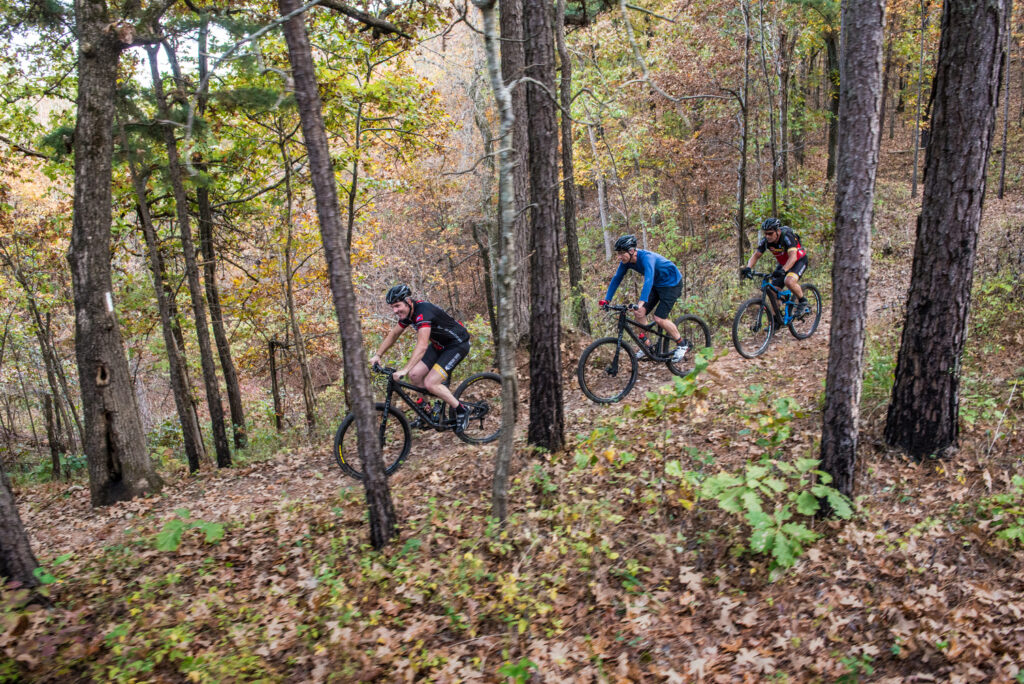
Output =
[
  {"x1": 398, "y1": 301, "x2": 469, "y2": 348},
  {"x1": 757, "y1": 226, "x2": 806, "y2": 267}
]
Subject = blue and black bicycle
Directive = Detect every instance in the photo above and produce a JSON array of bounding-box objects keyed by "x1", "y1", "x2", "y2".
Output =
[{"x1": 732, "y1": 271, "x2": 822, "y2": 358}]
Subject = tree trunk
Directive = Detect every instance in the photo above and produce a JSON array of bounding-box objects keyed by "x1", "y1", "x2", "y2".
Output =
[
  {"x1": 757, "y1": 0, "x2": 779, "y2": 216},
  {"x1": 998, "y1": 0, "x2": 1013, "y2": 198},
  {"x1": 778, "y1": 28, "x2": 794, "y2": 190},
  {"x1": 911, "y1": 0, "x2": 928, "y2": 197},
  {"x1": 147, "y1": 46, "x2": 232, "y2": 468},
  {"x1": 70, "y1": 0, "x2": 161, "y2": 506},
  {"x1": 885, "y1": 0, "x2": 1007, "y2": 459},
  {"x1": 44, "y1": 394, "x2": 62, "y2": 480},
  {"x1": 556, "y1": 0, "x2": 590, "y2": 335},
  {"x1": 474, "y1": 0, "x2": 519, "y2": 522},
  {"x1": 736, "y1": 0, "x2": 753, "y2": 268},
  {"x1": 279, "y1": 0, "x2": 396, "y2": 548},
  {"x1": 0, "y1": 465, "x2": 39, "y2": 588},
  {"x1": 524, "y1": 0, "x2": 565, "y2": 452},
  {"x1": 586, "y1": 123, "x2": 613, "y2": 260},
  {"x1": 193, "y1": 27, "x2": 248, "y2": 451},
  {"x1": 120, "y1": 120, "x2": 206, "y2": 473},
  {"x1": 278, "y1": 133, "x2": 317, "y2": 430},
  {"x1": 500, "y1": 0, "x2": 533, "y2": 345},
  {"x1": 825, "y1": 29, "x2": 840, "y2": 181},
  {"x1": 269, "y1": 340, "x2": 284, "y2": 432},
  {"x1": 878, "y1": 32, "x2": 893, "y2": 159},
  {"x1": 820, "y1": 0, "x2": 886, "y2": 499}
]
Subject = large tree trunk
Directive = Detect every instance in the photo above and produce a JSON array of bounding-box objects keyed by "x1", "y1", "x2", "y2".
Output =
[
  {"x1": 736, "y1": 0, "x2": 753, "y2": 268},
  {"x1": 0, "y1": 466, "x2": 39, "y2": 588},
  {"x1": 556, "y1": 0, "x2": 590, "y2": 335},
  {"x1": 279, "y1": 0, "x2": 396, "y2": 548},
  {"x1": 193, "y1": 25, "x2": 248, "y2": 451},
  {"x1": 885, "y1": 0, "x2": 1006, "y2": 459},
  {"x1": 474, "y1": 0, "x2": 519, "y2": 522},
  {"x1": 500, "y1": 0, "x2": 533, "y2": 345},
  {"x1": 820, "y1": 0, "x2": 886, "y2": 499},
  {"x1": 524, "y1": 0, "x2": 565, "y2": 452},
  {"x1": 70, "y1": 0, "x2": 161, "y2": 506},
  {"x1": 120, "y1": 124, "x2": 206, "y2": 473},
  {"x1": 147, "y1": 46, "x2": 232, "y2": 468}
]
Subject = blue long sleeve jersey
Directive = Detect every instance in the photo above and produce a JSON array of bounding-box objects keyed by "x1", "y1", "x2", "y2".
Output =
[{"x1": 603, "y1": 249, "x2": 682, "y2": 304}]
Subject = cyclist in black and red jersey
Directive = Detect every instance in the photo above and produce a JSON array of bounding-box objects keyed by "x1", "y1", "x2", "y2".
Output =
[
  {"x1": 369, "y1": 285, "x2": 472, "y2": 432},
  {"x1": 742, "y1": 218, "x2": 811, "y2": 316}
]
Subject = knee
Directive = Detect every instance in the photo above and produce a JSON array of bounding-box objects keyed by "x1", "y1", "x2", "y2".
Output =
[
  {"x1": 410, "y1": 369, "x2": 428, "y2": 386},
  {"x1": 652, "y1": 315, "x2": 667, "y2": 325},
  {"x1": 785, "y1": 274, "x2": 799, "y2": 288}
]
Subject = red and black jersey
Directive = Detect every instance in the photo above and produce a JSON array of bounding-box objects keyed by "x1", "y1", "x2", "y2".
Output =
[
  {"x1": 757, "y1": 226, "x2": 806, "y2": 267},
  {"x1": 398, "y1": 301, "x2": 469, "y2": 348}
]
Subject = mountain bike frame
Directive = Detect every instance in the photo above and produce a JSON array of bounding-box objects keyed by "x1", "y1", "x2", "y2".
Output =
[
  {"x1": 603, "y1": 304, "x2": 678, "y2": 361},
  {"x1": 373, "y1": 364, "x2": 453, "y2": 432},
  {"x1": 749, "y1": 271, "x2": 800, "y2": 326}
]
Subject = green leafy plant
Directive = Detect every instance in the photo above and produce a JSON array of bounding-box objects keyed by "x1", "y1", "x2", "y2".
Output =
[
  {"x1": 154, "y1": 509, "x2": 226, "y2": 552},
  {"x1": 975, "y1": 475, "x2": 1024, "y2": 546},
  {"x1": 497, "y1": 657, "x2": 537, "y2": 683},
  {"x1": 701, "y1": 458, "x2": 852, "y2": 572}
]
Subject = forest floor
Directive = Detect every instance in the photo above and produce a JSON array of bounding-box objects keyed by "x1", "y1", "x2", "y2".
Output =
[{"x1": 7, "y1": 177, "x2": 1024, "y2": 682}]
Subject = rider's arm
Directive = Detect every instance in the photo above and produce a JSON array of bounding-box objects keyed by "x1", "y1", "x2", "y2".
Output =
[
  {"x1": 638, "y1": 252, "x2": 655, "y2": 305},
  {"x1": 603, "y1": 262, "x2": 628, "y2": 301},
  {"x1": 401, "y1": 326, "x2": 433, "y2": 375},
  {"x1": 370, "y1": 324, "x2": 404, "y2": 365}
]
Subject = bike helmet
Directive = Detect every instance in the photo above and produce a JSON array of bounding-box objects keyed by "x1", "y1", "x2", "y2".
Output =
[
  {"x1": 385, "y1": 284, "x2": 412, "y2": 304},
  {"x1": 761, "y1": 217, "x2": 782, "y2": 232},
  {"x1": 614, "y1": 234, "x2": 638, "y2": 252}
]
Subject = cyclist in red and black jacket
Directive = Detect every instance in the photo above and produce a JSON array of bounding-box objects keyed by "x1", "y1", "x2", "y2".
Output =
[
  {"x1": 742, "y1": 218, "x2": 811, "y2": 316},
  {"x1": 370, "y1": 285, "x2": 472, "y2": 432}
]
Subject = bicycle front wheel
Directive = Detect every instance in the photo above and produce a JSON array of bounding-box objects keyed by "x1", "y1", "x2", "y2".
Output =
[
  {"x1": 732, "y1": 297, "x2": 774, "y2": 358},
  {"x1": 788, "y1": 284, "x2": 822, "y2": 340},
  {"x1": 577, "y1": 337, "x2": 638, "y2": 403},
  {"x1": 333, "y1": 403, "x2": 411, "y2": 480},
  {"x1": 661, "y1": 314, "x2": 712, "y2": 377},
  {"x1": 454, "y1": 372, "x2": 503, "y2": 445}
]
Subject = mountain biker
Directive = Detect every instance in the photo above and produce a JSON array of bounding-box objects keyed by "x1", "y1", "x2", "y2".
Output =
[
  {"x1": 598, "y1": 235, "x2": 690, "y2": 362},
  {"x1": 742, "y1": 218, "x2": 811, "y2": 317},
  {"x1": 369, "y1": 285, "x2": 471, "y2": 433}
]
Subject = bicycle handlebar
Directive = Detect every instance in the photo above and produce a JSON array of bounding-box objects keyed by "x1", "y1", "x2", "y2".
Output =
[
  {"x1": 601, "y1": 303, "x2": 640, "y2": 312},
  {"x1": 372, "y1": 363, "x2": 398, "y2": 375}
]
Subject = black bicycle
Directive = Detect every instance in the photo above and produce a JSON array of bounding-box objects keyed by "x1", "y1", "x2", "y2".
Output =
[
  {"x1": 333, "y1": 364, "x2": 502, "y2": 479},
  {"x1": 577, "y1": 304, "x2": 712, "y2": 403},
  {"x1": 732, "y1": 271, "x2": 822, "y2": 359}
]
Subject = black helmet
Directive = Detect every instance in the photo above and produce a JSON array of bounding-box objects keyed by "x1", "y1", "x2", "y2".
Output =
[
  {"x1": 761, "y1": 217, "x2": 782, "y2": 232},
  {"x1": 385, "y1": 284, "x2": 411, "y2": 304},
  {"x1": 614, "y1": 234, "x2": 638, "y2": 252}
]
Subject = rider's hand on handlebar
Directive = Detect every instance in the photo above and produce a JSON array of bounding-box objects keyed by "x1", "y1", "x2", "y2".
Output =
[
  {"x1": 740, "y1": 266, "x2": 753, "y2": 280},
  {"x1": 393, "y1": 368, "x2": 407, "y2": 381},
  {"x1": 369, "y1": 354, "x2": 381, "y2": 368}
]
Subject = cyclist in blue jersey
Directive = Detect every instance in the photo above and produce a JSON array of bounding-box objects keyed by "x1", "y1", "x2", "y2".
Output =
[
  {"x1": 598, "y1": 235, "x2": 689, "y2": 362},
  {"x1": 369, "y1": 285, "x2": 471, "y2": 433}
]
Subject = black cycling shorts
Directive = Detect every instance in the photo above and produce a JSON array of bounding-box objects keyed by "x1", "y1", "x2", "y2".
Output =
[
  {"x1": 420, "y1": 340, "x2": 470, "y2": 381},
  {"x1": 645, "y1": 283, "x2": 683, "y2": 319},
  {"x1": 772, "y1": 257, "x2": 808, "y2": 288}
]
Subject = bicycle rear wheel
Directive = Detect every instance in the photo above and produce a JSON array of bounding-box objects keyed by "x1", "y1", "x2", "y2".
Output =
[
  {"x1": 788, "y1": 284, "x2": 822, "y2": 339},
  {"x1": 577, "y1": 337, "x2": 638, "y2": 403},
  {"x1": 732, "y1": 297, "x2": 774, "y2": 358},
  {"x1": 454, "y1": 372, "x2": 503, "y2": 444},
  {"x1": 333, "y1": 403, "x2": 411, "y2": 480},
  {"x1": 660, "y1": 314, "x2": 712, "y2": 377}
]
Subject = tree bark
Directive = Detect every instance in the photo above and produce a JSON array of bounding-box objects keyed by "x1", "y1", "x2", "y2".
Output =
[
  {"x1": 556, "y1": 0, "x2": 590, "y2": 335},
  {"x1": 911, "y1": 0, "x2": 928, "y2": 197},
  {"x1": 885, "y1": 0, "x2": 1007, "y2": 459},
  {"x1": 147, "y1": 46, "x2": 232, "y2": 469},
  {"x1": 279, "y1": 0, "x2": 396, "y2": 548},
  {"x1": 736, "y1": 0, "x2": 753, "y2": 267},
  {"x1": 820, "y1": 0, "x2": 886, "y2": 499},
  {"x1": 44, "y1": 394, "x2": 62, "y2": 480},
  {"x1": 0, "y1": 465, "x2": 39, "y2": 588},
  {"x1": 269, "y1": 340, "x2": 284, "y2": 432},
  {"x1": 70, "y1": 0, "x2": 161, "y2": 506},
  {"x1": 997, "y1": 0, "x2": 1013, "y2": 198},
  {"x1": 524, "y1": 0, "x2": 565, "y2": 452},
  {"x1": 500, "y1": 0, "x2": 533, "y2": 345}
]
